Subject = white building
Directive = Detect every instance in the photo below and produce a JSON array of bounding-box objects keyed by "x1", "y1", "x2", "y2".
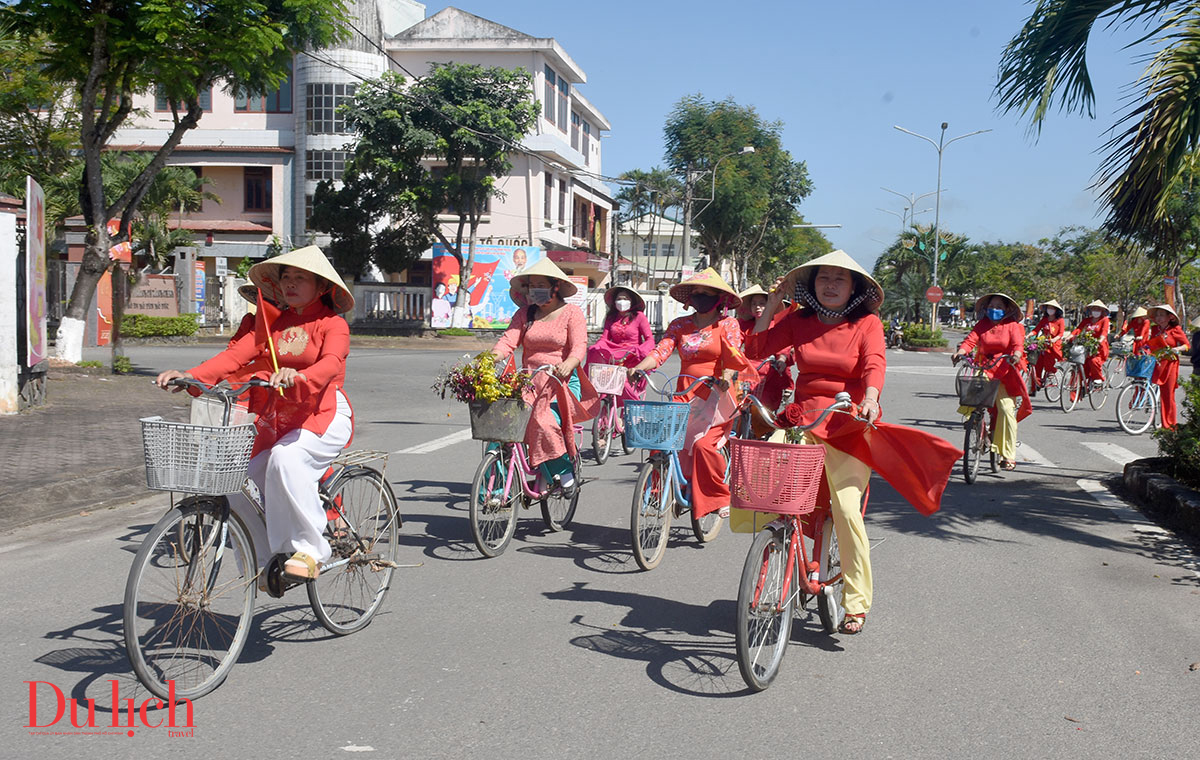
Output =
[{"x1": 615, "y1": 213, "x2": 700, "y2": 290}]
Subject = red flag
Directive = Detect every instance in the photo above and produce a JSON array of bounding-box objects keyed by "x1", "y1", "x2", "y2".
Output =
[{"x1": 254, "y1": 290, "x2": 282, "y2": 364}]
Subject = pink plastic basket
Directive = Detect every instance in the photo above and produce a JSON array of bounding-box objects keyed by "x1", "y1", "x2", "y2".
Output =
[
  {"x1": 729, "y1": 438, "x2": 826, "y2": 515},
  {"x1": 588, "y1": 363, "x2": 626, "y2": 395}
]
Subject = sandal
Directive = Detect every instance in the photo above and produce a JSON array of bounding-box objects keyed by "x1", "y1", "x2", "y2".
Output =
[
  {"x1": 1001, "y1": 459, "x2": 1017, "y2": 471},
  {"x1": 282, "y1": 551, "x2": 321, "y2": 581},
  {"x1": 839, "y1": 612, "x2": 866, "y2": 635}
]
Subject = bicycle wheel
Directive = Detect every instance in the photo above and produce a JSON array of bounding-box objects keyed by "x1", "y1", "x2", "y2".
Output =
[
  {"x1": 540, "y1": 468, "x2": 581, "y2": 532},
  {"x1": 735, "y1": 526, "x2": 794, "y2": 692},
  {"x1": 1116, "y1": 382, "x2": 1155, "y2": 435},
  {"x1": 592, "y1": 398, "x2": 613, "y2": 465},
  {"x1": 630, "y1": 458, "x2": 672, "y2": 571},
  {"x1": 962, "y1": 412, "x2": 983, "y2": 484},
  {"x1": 1044, "y1": 368, "x2": 1063, "y2": 404},
  {"x1": 815, "y1": 516, "x2": 844, "y2": 634},
  {"x1": 1107, "y1": 358, "x2": 1126, "y2": 389},
  {"x1": 123, "y1": 498, "x2": 256, "y2": 701},
  {"x1": 308, "y1": 466, "x2": 401, "y2": 636},
  {"x1": 1089, "y1": 378, "x2": 1108, "y2": 410},
  {"x1": 469, "y1": 448, "x2": 521, "y2": 557},
  {"x1": 691, "y1": 444, "x2": 729, "y2": 543},
  {"x1": 1060, "y1": 366, "x2": 1081, "y2": 412}
]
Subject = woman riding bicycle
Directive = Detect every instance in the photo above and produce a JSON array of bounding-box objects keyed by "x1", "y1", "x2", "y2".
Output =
[
  {"x1": 1119, "y1": 306, "x2": 1151, "y2": 353},
  {"x1": 737, "y1": 284, "x2": 794, "y2": 415},
  {"x1": 155, "y1": 246, "x2": 354, "y2": 582},
  {"x1": 746, "y1": 251, "x2": 886, "y2": 635},
  {"x1": 952, "y1": 293, "x2": 1031, "y2": 472},
  {"x1": 491, "y1": 258, "x2": 597, "y2": 494},
  {"x1": 586, "y1": 285, "x2": 655, "y2": 415},
  {"x1": 1069, "y1": 300, "x2": 1111, "y2": 387},
  {"x1": 1030, "y1": 299, "x2": 1065, "y2": 389},
  {"x1": 1146, "y1": 304, "x2": 1191, "y2": 429},
  {"x1": 628, "y1": 268, "x2": 750, "y2": 521}
]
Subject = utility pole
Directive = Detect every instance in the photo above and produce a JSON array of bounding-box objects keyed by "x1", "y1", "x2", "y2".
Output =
[{"x1": 680, "y1": 166, "x2": 694, "y2": 284}]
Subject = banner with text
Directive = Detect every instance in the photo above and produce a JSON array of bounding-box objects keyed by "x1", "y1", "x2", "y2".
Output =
[{"x1": 25, "y1": 177, "x2": 46, "y2": 367}]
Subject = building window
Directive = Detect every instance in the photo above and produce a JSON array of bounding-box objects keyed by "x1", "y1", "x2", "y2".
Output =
[
  {"x1": 557, "y1": 77, "x2": 569, "y2": 133},
  {"x1": 155, "y1": 86, "x2": 212, "y2": 112},
  {"x1": 570, "y1": 112, "x2": 580, "y2": 152},
  {"x1": 306, "y1": 82, "x2": 356, "y2": 134},
  {"x1": 582, "y1": 121, "x2": 592, "y2": 165},
  {"x1": 544, "y1": 173, "x2": 554, "y2": 225},
  {"x1": 574, "y1": 197, "x2": 590, "y2": 240},
  {"x1": 642, "y1": 242, "x2": 658, "y2": 257},
  {"x1": 304, "y1": 194, "x2": 313, "y2": 230},
  {"x1": 244, "y1": 167, "x2": 271, "y2": 212},
  {"x1": 661, "y1": 243, "x2": 675, "y2": 257},
  {"x1": 305, "y1": 150, "x2": 347, "y2": 182},
  {"x1": 235, "y1": 66, "x2": 293, "y2": 113},
  {"x1": 543, "y1": 66, "x2": 555, "y2": 125},
  {"x1": 558, "y1": 179, "x2": 567, "y2": 226}
]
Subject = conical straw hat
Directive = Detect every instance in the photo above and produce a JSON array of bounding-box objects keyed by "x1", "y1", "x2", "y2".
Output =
[
  {"x1": 1037, "y1": 298, "x2": 1063, "y2": 313},
  {"x1": 668, "y1": 267, "x2": 741, "y2": 308},
  {"x1": 508, "y1": 257, "x2": 578, "y2": 306},
  {"x1": 603, "y1": 285, "x2": 645, "y2": 312},
  {"x1": 248, "y1": 245, "x2": 355, "y2": 313},
  {"x1": 1147, "y1": 303, "x2": 1179, "y2": 325},
  {"x1": 237, "y1": 283, "x2": 259, "y2": 304},
  {"x1": 777, "y1": 250, "x2": 884, "y2": 314},
  {"x1": 974, "y1": 292, "x2": 1021, "y2": 319},
  {"x1": 1084, "y1": 299, "x2": 1108, "y2": 311},
  {"x1": 1128, "y1": 306, "x2": 1148, "y2": 320}
]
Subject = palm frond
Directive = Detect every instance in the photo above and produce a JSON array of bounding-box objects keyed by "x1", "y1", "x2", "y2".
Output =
[{"x1": 1099, "y1": 4, "x2": 1200, "y2": 235}]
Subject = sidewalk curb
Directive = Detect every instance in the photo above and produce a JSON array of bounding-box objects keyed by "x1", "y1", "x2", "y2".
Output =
[
  {"x1": 0, "y1": 465, "x2": 151, "y2": 532},
  {"x1": 1122, "y1": 457, "x2": 1200, "y2": 541}
]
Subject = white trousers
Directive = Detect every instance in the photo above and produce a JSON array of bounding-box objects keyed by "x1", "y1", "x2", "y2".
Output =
[{"x1": 230, "y1": 402, "x2": 352, "y2": 567}]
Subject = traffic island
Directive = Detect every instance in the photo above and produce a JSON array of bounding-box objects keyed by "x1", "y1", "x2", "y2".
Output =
[{"x1": 1123, "y1": 457, "x2": 1200, "y2": 541}]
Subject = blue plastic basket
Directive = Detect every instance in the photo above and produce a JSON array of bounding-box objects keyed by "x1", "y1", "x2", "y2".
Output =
[
  {"x1": 1126, "y1": 355, "x2": 1156, "y2": 380},
  {"x1": 623, "y1": 400, "x2": 691, "y2": 451}
]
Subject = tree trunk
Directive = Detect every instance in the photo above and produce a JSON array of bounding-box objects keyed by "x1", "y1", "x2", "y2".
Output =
[
  {"x1": 54, "y1": 227, "x2": 111, "y2": 362},
  {"x1": 450, "y1": 225, "x2": 479, "y2": 329},
  {"x1": 110, "y1": 263, "x2": 125, "y2": 372}
]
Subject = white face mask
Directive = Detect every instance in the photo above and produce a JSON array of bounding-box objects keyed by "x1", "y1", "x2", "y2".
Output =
[
  {"x1": 1091, "y1": 310, "x2": 1103, "y2": 319},
  {"x1": 529, "y1": 287, "x2": 552, "y2": 305},
  {"x1": 614, "y1": 298, "x2": 632, "y2": 312}
]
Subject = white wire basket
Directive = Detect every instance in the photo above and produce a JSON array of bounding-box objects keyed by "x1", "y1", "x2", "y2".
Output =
[
  {"x1": 588, "y1": 363, "x2": 626, "y2": 395},
  {"x1": 140, "y1": 416, "x2": 257, "y2": 495}
]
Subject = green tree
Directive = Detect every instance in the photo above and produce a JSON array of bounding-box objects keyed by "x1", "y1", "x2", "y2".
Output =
[
  {"x1": 663, "y1": 94, "x2": 812, "y2": 285},
  {"x1": 750, "y1": 214, "x2": 834, "y2": 286},
  {"x1": 995, "y1": 1, "x2": 1200, "y2": 237},
  {"x1": 3, "y1": 0, "x2": 348, "y2": 364},
  {"x1": 614, "y1": 167, "x2": 682, "y2": 279},
  {"x1": 312, "y1": 65, "x2": 539, "y2": 327}
]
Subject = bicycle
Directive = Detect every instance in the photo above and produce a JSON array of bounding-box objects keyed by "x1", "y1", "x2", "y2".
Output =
[
  {"x1": 955, "y1": 355, "x2": 1014, "y2": 484},
  {"x1": 1060, "y1": 342, "x2": 1108, "y2": 412},
  {"x1": 124, "y1": 379, "x2": 401, "y2": 701},
  {"x1": 467, "y1": 365, "x2": 583, "y2": 557},
  {"x1": 730, "y1": 390, "x2": 862, "y2": 691},
  {"x1": 1105, "y1": 339, "x2": 1133, "y2": 390},
  {"x1": 587, "y1": 348, "x2": 641, "y2": 464},
  {"x1": 625, "y1": 371, "x2": 729, "y2": 571},
  {"x1": 1116, "y1": 354, "x2": 1160, "y2": 435}
]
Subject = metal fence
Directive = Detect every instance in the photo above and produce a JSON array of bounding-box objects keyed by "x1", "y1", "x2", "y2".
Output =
[{"x1": 354, "y1": 283, "x2": 428, "y2": 323}]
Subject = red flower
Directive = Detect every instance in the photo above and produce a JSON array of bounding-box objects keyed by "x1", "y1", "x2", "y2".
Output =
[{"x1": 780, "y1": 403, "x2": 806, "y2": 428}]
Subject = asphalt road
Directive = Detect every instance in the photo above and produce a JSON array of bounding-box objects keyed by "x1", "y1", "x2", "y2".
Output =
[{"x1": 4, "y1": 345, "x2": 1197, "y2": 759}]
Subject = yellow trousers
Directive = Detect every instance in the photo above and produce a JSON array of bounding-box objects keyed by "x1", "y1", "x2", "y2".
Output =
[
  {"x1": 803, "y1": 432, "x2": 872, "y2": 616},
  {"x1": 958, "y1": 387, "x2": 1017, "y2": 462}
]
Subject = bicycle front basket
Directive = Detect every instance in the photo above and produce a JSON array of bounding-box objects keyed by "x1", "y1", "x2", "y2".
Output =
[
  {"x1": 1126, "y1": 355, "x2": 1157, "y2": 380},
  {"x1": 468, "y1": 398, "x2": 532, "y2": 443},
  {"x1": 729, "y1": 438, "x2": 826, "y2": 515},
  {"x1": 958, "y1": 376, "x2": 1001, "y2": 407},
  {"x1": 622, "y1": 400, "x2": 691, "y2": 451},
  {"x1": 587, "y1": 363, "x2": 627, "y2": 396},
  {"x1": 140, "y1": 417, "x2": 257, "y2": 495}
]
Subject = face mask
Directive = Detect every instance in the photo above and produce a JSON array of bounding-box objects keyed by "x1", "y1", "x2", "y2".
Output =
[
  {"x1": 987, "y1": 308, "x2": 1006, "y2": 321},
  {"x1": 615, "y1": 298, "x2": 632, "y2": 313},
  {"x1": 1091, "y1": 310, "x2": 1103, "y2": 319},
  {"x1": 691, "y1": 293, "x2": 719, "y2": 313},
  {"x1": 529, "y1": 287, "x2": 552, "y2": 305}
]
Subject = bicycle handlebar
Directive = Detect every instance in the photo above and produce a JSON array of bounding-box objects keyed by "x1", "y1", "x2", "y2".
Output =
[
  {"x1": 166, "y1": 377, "x2": 271, "y2": 397},
  {"x1": 633, "y1": 370, "x2": 715, "y2": 398},
  {"x1": 954, "y1": 353, "x2": 1016, "y2": 370},
  {"x1": 737, "y1": 391, "x2": 856, "y2": 432}
]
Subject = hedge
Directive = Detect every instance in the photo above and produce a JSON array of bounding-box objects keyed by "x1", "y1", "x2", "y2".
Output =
[
  {"x1": 122, "y1": 313, "x2": 200, "y2": 338},
  {"x1": 901, "y1": 321, "x2": 947, "y2": 348}
]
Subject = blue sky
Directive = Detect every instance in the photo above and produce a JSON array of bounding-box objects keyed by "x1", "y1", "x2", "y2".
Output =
[{"x1": 457, "y1": 1, "x2": 1151, "y2": 269}]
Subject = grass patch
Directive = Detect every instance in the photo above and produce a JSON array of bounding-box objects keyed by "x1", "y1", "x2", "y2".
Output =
[{"x1": 437, "y1": 328, "x2": 474, "y2": 337}]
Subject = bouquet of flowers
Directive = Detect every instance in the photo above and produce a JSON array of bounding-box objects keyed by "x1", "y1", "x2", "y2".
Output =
[
  {"x1": 1067, "y1": 331, "x2": 1100, "y2": 357},
  {"x1": 432, "y1": 352, "x2": 531, "y2": 404},
  {"x1": 1152, "y1": 345, "x2": 1181, "y2": 364},
  {"x1": 1023, "y1": 333, "x2": 1048, "y2": 356}
]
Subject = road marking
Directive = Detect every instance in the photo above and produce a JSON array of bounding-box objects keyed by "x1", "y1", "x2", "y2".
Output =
[
  {"x1": 1016, "y1": 441, "x2": 1056, "y2": 468},
  {"x1": 393, "y1": 428, "x2": 473, "y2": 454},
  {"x1": 1076, "y1": 478, "x2": 1147, "y2": 523},
  {"x1": 1080, "y1": 441, "x2": 1142, "y2": 467}
]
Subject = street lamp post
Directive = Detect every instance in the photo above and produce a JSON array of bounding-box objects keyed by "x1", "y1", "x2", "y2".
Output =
[
  {"x1": 893, "y1": 123, "x2": 991, "y2": 328},
  {"x1": 680, "y1": 146, "x2": 755, "y2": 285},
  {"x1": 880, "y1": 187, "x2": 939, "y2": 231}
]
